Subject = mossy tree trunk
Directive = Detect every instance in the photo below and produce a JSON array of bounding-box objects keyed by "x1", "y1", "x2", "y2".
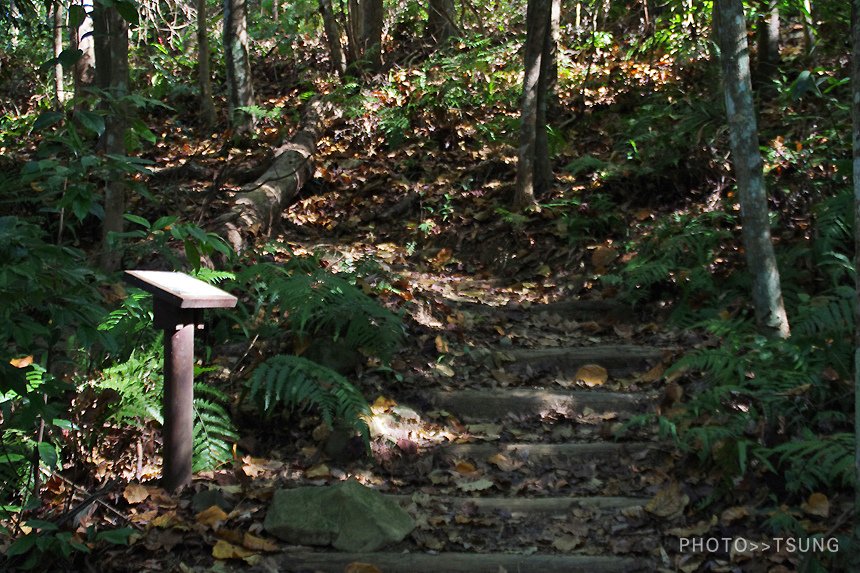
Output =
[
  {"x1": 92, "y1": 1, "x2": 129, "y2": 271},
  {"x1": 52, "y1": 0, "x2": 66, "y2": 108},
  {"x1": 716, "y1": 0, "x2": 789, "y2": 338},
  {"x1": 197, "y1": 0, "x2": 217, "y2": 128},
  {"x1": 224, "y1": 0, "x2": 255, "y2": 134},
  {"x1": 69, "y1": 0, "x2": 96, "y2": 102}
]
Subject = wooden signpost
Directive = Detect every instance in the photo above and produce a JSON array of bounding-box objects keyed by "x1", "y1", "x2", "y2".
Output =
[{"x1": 123, "y1": 271, "x2": 238, "y2": 491}]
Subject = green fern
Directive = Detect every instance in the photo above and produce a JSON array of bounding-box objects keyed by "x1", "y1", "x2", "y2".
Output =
[
  {"x1": 794, "y1": 286, "x2": 854, "y2": 338},
  {"x1": 773, "y1": 432, "x2": 854, "y2": 493},
  {"x1": 246, "y1": 355, "x2": 370, "y2": 440},
  {"x1": 192, "y1": 384, "x2": 238, "y2": 472}
]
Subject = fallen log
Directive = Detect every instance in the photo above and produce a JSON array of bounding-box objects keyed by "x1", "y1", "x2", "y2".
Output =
[{"x1": 214, "y1": 97, "x2": 336, "y2": 253}]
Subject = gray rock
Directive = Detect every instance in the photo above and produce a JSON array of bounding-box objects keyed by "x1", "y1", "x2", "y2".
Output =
[{"x1": 264, "y1": 480, "x2": 414, "y2": 552}]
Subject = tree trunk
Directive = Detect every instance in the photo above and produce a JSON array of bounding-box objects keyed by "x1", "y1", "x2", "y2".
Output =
[
  {"x1": 70, "y1": 0, "x2": 96, "y2": 99},
  {"x1": 546, "y1": 0, "x2": 561, "y2": 110},
  {"x1": 427, "y1": 0, "x2": 456, "y2": 44},
  {"x1": 802, "y1": 0, "x2": 815, "y2": 56},
  {"x1": 198, "y1": 0, "x2": 217, "y2": 128},
  {"x1": 514, "y1": 0, "x2": 552, "y2": 209},
  {"x1": 851, "y1": 0, "x2": 860, "y2": 554},
  {"x1": 53, "y1": 1, "x2": 66, "y2": 108},
  {"x1": 716, "y1": 0, "x2": 789, "y2": 338},
  {"x1": 319, "y1": 0, "x2": 347, "y2": 77},
  {"x1": 224, "y1": 0, "x2": 255, "y2": 134},
  {"x1": 347, "y1": 0, "x2": 383, "y2": 71},
  {"x1": 215, "y1": 99, "x2": 337, "y2": 253},
  {"x1": 92, "y1": 3, "x2": 129, "y2": 272},
  {"x1": 755, "y1": 0, "x2": 779, "y2": 97}
]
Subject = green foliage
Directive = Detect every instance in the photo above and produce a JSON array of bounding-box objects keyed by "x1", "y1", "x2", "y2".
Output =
[
  {"x1": 192, "y1": 381, "x2": 239, "y2": 472},
  {"x1": 605, "y1": 209, "x2": 738, "y2": 320},
  {"x1": 232, "y1": 254, "x2": 403, "y2": 363},
  {"x1": 245, "y1": 354, "x2": 370, "y2": 440},
  {"x1": 119, "y1": 214, "x2": 235, "y2": 271}
]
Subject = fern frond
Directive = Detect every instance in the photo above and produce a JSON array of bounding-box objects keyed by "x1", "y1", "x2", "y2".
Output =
[
  {"x1": 246, "y1": 355, "x2": 370, "y2": 438},
  {"x1": 794, "y1": 287, "x2": 854, "y2": 338},
  {"x1": 192, "y1": 384, "x2": 239, "y2": 472}
]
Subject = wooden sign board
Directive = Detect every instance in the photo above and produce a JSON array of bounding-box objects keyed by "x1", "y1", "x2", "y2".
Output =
[{"x1": 124, "y1": 270, "x2": 238, "y2": 309}]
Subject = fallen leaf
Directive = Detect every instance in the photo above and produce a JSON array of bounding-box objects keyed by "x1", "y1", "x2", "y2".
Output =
[
  {"x1": 123, "y1": 483, "x2": 150, "y2": 504},
  {"x1": 433, "y1": 362, "x2": 455, "y2": 377},
  {"x1": 371, "y1": 395, "x2": 397, "y2": 412},
  {"x1": 467, "y1": 423, "x2": 502, "y2": 440},
  {"x1": 487, "y1": 453, "x2": 523, "y2": 472},
  {"x1": 802, "y1": 493, "x2": 830, "y2": 518},
  {"x1": 645, "y1": 482, "x2": 689, "y2": 518},
  {"x1": 344, "y1": 563, "x2": 383, "y2": 573},
  {"x1": 552, "y1": 534, "x2": 583, "y2": 552},
  {"x1": 306, "y1": 464, "x2": 331, "y2": 479},
  {"x1": 591, "y1": 245, "x2": 618, "y2": 273},
  {"x1": 575, "y1": 364, "x2": 608, "y2": 387},
  {"x1": 212, "y1": 539, "x2": 256, "y2": 560},
  {"x1": 9, "y1": 355, "x2": 33, "y2": 368},
  {"x1": 150, "y1": 511, "x2": 177, "y2": 528},
  {"x1": 242, "y1": 532, "x2": 279, "y2": 552},
  {"x1": 454, "y1": 460, "x2": 478, "y2": 475},
  {"x1": 196, "y1": 505, "x2": 228, "y2": 528},
  {"x1": 435, "y1": 335, "x2": 449, "y2": 353},
  {"x1": 638, "y1": 363, "x2": 665, "y2": 383},
  {"x1": 490, "y1": 369, "x2": 518, "y2": 386},
  {"x1": 720, "y1": 506, "x2": 749, "y2": 525},
  {"x1": 456, "y1": 477, "x2": 494, "y2": 492},
  {"x1": 431, "y1": 248, "x2": 453, "y2": 267}
]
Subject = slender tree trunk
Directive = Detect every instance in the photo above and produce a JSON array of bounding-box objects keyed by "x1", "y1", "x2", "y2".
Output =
[
  {"x1": 70, "y1": 0, "x2": 96, "y2": 100},
  {"x1": 319, "y1": 0, "x2": 347, "y2": 77},
  {"x1": 197, "y1": 0, "x2": 217, "y2": 128},
  {"x1": 427, "y1": 0, "x2": 456, "y2": 44},
  {"x1": 224, "y1": 0, "x2": 255, "y2": 134},
  {"x1": 53, "y1": 1, "x2": 66, "y2": 108},
  {"x1": 716, "y1": 0, "x2": 789, "y2": 338},
  {"x1": 852, "y1": 0, "x2": 860, "y2": 556},
  {"x1": 347, "y1": 0, "x2": 383, "y2": 71},
  {"x1": 802, "y1": 0, "x2": 815, "y2": 56},
  {"x1": 515, "y1": 0, "x2": 552, "y2": 209},
  {"x1": 92, "y1": 3, "x2": 129, "y2": 271},
  {"x1": 546, "y1": 0, "x2": 561, "y2": 110},
  {"x1": 755, "y1": 0, "x2": 780, "y2": 97}
]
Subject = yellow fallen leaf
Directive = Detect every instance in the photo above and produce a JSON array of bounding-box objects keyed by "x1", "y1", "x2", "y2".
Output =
[
  {"x1": 720, "y1": 505, "x2": 749, "y2": 525},
  {"x1": 454, "y1": 460, "x2": 478, "y2": 475},
  {"x1": 195, "y1": 505, "x2": 228, "y2": 528},
  {"x1": 9, "y1": 355, "x2": 33, "y2": 368},
  {"x1": 435, "y1": 335, "x2": 449, "y2": 353},
  {"x1": 306, "y1": 464, "x2": 331, "y2": 479},
  {"x1": 434, "y1": 363, "x2": 455, "y2": 377},
  {"x1": 575, "y1": 364, "x2": 608, "y2": 387},
  {"x1": 371, "y1": 395, "x2": 397, "y2": 412},
  {"x1": 123, "y1": 483, "x2": 150, "y2": 504},
  {"x1": 344, "y1": 563, "x2": 383, "y2": 573},
  {"x1": 212, "y1": 539, "x2": 256, "y2": 560},
  {"x1": 487, "y1": 453, "x2": 523, "y2": 472},
  {"x1": 150, "y1": 511, "x2": 177, "y2": 528},
  {"x1": 242, "y1": 532, "x2": 279, "y2": 552},
  {"x1": 802, "y1": 493, "x2": 830, "y2": 518},
  {"x1": 638, "y1": 363, "x2": 665, "y2": 383}
]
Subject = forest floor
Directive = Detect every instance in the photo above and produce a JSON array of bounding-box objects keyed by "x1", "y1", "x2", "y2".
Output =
[{"x1": 92, "y1": 86, "x2": 807, "y2": 572}]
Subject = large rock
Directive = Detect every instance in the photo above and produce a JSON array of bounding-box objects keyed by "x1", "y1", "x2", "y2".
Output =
[{"x1": 264, "y1": 480, "x2": 415, "y2": 552}]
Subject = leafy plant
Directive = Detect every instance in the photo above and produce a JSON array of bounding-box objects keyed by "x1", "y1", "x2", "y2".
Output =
[{"x1": 245, "y1": 354, "x2": 371, "y2": 440}]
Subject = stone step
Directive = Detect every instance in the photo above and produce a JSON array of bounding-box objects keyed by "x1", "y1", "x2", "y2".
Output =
[
  {"x1": 389, "y1": 494, "x2": 647, "y2": 514},
  {"x1": 447, "y1": 298, "x2": 632, "y2": 321},
  {"x1": 498, "y1": 344, "x2": 665, "y2": 376},
  {"x1": 274, "y1": 550, "x2": 648, "y2": 572},
  {"x1": 435, "y1": 441, "x2": 655, "y2": 463},
  {"x1": 429, "y1": 388, "x2": 653, "y2": 421}
]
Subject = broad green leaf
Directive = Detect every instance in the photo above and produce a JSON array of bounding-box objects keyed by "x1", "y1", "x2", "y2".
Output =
[
  {"x1": 58, "y1": 48, "x2": 84, "y2": 69},
  {"x1": 77, "y1": 110, "x2": 105, "y2": 136},
  {"x1": 123, "y1": 214, "x2": 151, "y2": 229},
  {"x1": 32, "y1": 112, "x2": 64, "y2": 132},
  {"x1": 69, "y1": 4, "x2": 86, "y2": 27},
  {"x1": 95, "y1": 527, "x2": 134, "y2": 545},
  {"x1": 37, "y1": 442, "x2": 59, "y2": 469},
  {"x1": 115, "y1": 0, "x2": 139, "y2": 25}
]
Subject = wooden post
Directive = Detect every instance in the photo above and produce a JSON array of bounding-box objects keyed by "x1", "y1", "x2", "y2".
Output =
[{"x1": 123, "y1": 271, "x2": 237, "y2": 491}]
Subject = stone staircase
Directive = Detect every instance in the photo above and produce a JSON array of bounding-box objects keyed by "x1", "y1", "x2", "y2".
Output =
[{"x1": 268, "y1": 298, "x2": 670, "y2": 572}]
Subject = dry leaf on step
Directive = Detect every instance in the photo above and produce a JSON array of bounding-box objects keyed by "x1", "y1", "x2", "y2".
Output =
[{"x1": 575, "y1": 364, "x2": 608, "y2": 387}]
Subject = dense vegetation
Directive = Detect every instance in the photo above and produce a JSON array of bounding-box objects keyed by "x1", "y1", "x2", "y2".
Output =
[{"x1": 0, "y1": 0, "x2": 857, "y2": 570}]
